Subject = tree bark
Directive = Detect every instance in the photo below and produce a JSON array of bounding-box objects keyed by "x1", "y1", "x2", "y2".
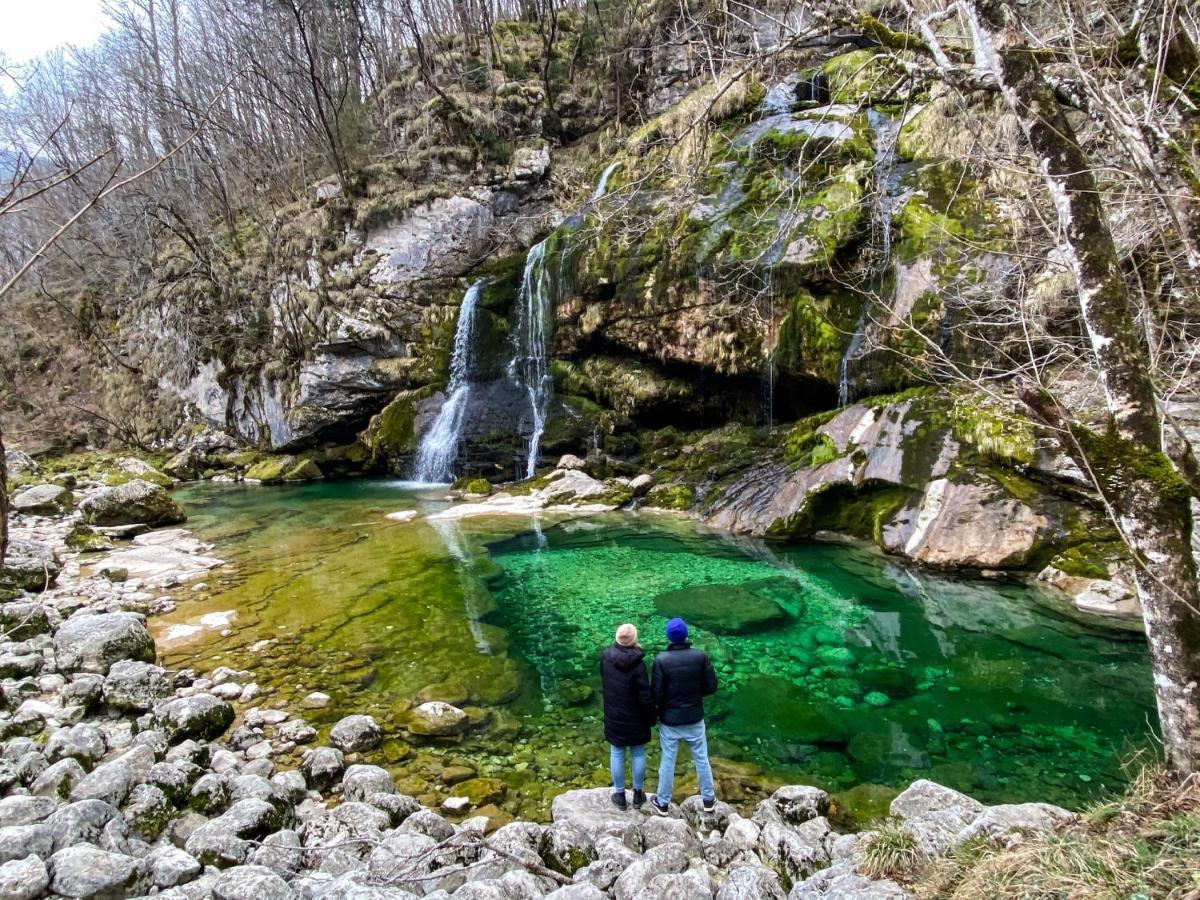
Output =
[
  {"x1": 968, "y1": 1, "x2": 1200, "y2": 775},
  {"x1": 0, "y1": 425, "x2": 7, "y2": 571}
]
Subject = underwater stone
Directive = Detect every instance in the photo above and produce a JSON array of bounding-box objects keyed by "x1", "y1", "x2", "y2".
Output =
[
  {"x1": 406, "y1": 702, "x2": 468, "y2": 738},
  {"x1": 652, "y1": 583, "x2": 789, "y2": 635}
]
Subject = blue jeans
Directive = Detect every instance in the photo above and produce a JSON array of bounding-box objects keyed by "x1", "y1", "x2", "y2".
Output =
[
  {"x1": 610, "y1": 744, "x2": 646, "y2": 792},
  {"x1": 656, "y1": 720, "x2": 715, "y2": 803}
]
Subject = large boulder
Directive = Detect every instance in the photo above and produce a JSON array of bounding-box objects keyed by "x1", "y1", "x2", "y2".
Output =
[
  {"x1": 551, "y1": 788, "x2": 645, "y2": 842},
  {"x1": 0, "y1": 854, "x2": 50, "y2": 900},
  {"x1": 78, "y1": 480, "x2": 186, "y2": 527},
  {"x1": 212, "y1": 864, "x2": 296, "y2": 900},
  {"x1": 153, "y1": 694, "x2": 235, "y2": 742},
  {"x1": 47, "y1": 843, "x2": 147, "y2": 898},
  {"x1": 329, "y1": 715, "x2": 383, "y2": 752},
  {"x1": 11, "y1": 483, "x2": 73, "y2": 515},
  {"x1": 405, "y1": 702, "x2": 467, "y2": 738},
  {"x1": 1, "y1": 539, "x2": 61, "y2": 593},
  {"x1": 68, "y1": 745, "x2": 155, "y2": 807},
  {"x1": 185, "y1": 799, "x2": 286, "y2": 867},
  {"x1": 956, "y1": 802, "x2": 1077, "y2": 849},
  {"x1": 54, "y1": 613, "x2": 155, "y2": 674},
  {"x1": 103, "y1": 660, "x2": 172, "y2": 711},
  {"x1": 753, "y1": 785, "x2": 830, "y2": 828},
  {"x1": 652, "y1": 581, "x2": 790, "y2": 634},
  {"x1": 889, "y1": 779, "x2": 985, "y2": 855}
]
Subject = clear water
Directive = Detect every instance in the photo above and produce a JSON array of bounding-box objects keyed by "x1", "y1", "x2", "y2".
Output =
[{"x1": 159, "y1": 480, "x2": 1156, "y2": 822}]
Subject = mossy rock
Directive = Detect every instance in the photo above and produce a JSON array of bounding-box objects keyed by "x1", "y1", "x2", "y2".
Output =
[
  {"x1": 452, "y1": 477, "x2": 493, "y2": 496},
  {"x1": 244, "y1": 455, "x2": 323, "y2": 484},
  {"x1": 451, "y1": 776, "x2": 508, "y2": 807},
  {"x1": 361, "y1": 386, "x2": 437, "y2": 464},
  {"x1": 821, "y1": 50, "x2": 891, "y2": 104},
  {"x1": 653, "y1": 582, "x2": 791, "y2": 634},
  {"x1": 643, "y1": 484, "x2": 695, "y2": 510}
]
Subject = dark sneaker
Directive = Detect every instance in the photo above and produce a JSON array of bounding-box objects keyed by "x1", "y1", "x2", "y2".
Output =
[
  {"x1": 632, "y1": 789, "x2": 646, "y2": 809},
  {"x1": 649, "y1": 795, "x2": 670, "y2": 815},
  {"x1": 611, "y1": 791, "x2": 628, "y2": 811},
  {"x1": 703, "y1": 797, "x2": 717, "y2": 812}
]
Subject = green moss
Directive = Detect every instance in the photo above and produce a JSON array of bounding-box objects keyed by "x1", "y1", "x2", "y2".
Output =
[
  {"x1": 643, "y1": 484, "x2": 695, "y2": 510},
  {"x1": 784, "y1": 411, "x2": 843, "y2": 468},
  {"x1": 822, "y1": 50, "x2": 890, "y2": 104},
  {"x1": 1048, "y1": 543, "x2": 1114, "y2": 580},
  {"x1": 774, "y1": 289, "x2": 862, "y2": 384},
  {"x1": 361, "y1": 387, "x2": 437, "y2": 464},
  {"x1": 244, "y1": 455, "x2": 323, "y2": 483},
  {"x1": 779, "y1": 484, "x2": 916, "y2": 542},
  {"x1": 454, "y1": 477, "x2": 493, "y2": 495},
  {"x1": 950, "y1": 397, "x2": 1036, "y2": 465}
]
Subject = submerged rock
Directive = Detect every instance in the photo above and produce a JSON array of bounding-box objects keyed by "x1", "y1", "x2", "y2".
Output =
[
  {"x1": 652, "y1": 582, "x2": 790, "y2": 634},
  {"x1": 406, "y1": 702, "x2": 468, "y2": 737}
]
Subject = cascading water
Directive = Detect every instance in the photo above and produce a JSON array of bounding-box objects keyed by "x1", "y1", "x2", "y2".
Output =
[
  {"x1": 509, "y1": 239, "x2": 555, "y2": 480},
  {"x1": 508, "y1": 161, "x2": 623, "y2": 479},
  {"x1": 412, "y1": 280, "x2": 484, "y2": 482},
  {"x1": 838, "y1": 110, "x2": 902, "y2": 407},
  {"x1": 591, "y1": 161, "x2": 622, "y2": 202}
]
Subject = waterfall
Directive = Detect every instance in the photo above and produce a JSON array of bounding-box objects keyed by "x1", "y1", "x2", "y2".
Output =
[
  {"x1": 510, "y1": 238, "x2": 555, "y2": 480},
  {"x1": 838, "y1": 110, "x2": 902, "y2": 407},
  {"x1": 591, "y1": 161, "x2": 622, "y2": 202},
  {"x1": 412, "y1": 280, "x2": 484, "y2": 483}
]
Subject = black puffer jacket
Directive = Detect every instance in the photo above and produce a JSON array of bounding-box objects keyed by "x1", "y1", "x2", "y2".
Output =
[
  {"x1": 651, "y1": 642, "x2": 718, "y2": 726},
  {"x1": 600, "y1": 644, "x2": 655, "y2": 747}
]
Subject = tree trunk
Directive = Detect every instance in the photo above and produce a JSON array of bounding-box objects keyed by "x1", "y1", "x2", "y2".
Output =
[
  {"x1": 0, "y1": 424, "x2": 7, "y2": 571},
  {"x1": 968, "y1": 1, "x2": 1200, "y2": 775}
]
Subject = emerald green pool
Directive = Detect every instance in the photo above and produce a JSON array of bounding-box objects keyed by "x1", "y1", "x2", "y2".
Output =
[{"x1": 160, "y1": 479, "x2": 1157, "y2": 822}]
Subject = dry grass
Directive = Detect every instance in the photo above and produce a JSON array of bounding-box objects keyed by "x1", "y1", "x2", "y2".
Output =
[
  {"x1": 859, "y1": 819, "x2": 925, "y2": 881},
  {"x1": 913, "y1": 765, "x2": 1200, "y2": 899}
]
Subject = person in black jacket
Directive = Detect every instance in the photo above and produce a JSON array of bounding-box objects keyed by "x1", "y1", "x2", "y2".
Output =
[
  {"x1": 649, "y1": 617, "x2": 718, "y2": 813},
  {"x1": 600, "y1": 623, "x2": 655, "y2": 810}
]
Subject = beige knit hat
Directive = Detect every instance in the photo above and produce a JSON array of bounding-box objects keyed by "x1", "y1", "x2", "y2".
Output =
[{"x1": 615, "y1": 623, "x2": 638, "y2": 646}]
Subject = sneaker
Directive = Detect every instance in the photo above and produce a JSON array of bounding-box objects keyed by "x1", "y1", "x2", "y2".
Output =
[
  {"x1": 649, "y1": 795, "x2": 670, "y2": 815},
  {"x1": 702, "y1": 797, "x2": 717, "y2": 812},
  {"x1": 611, "y1": 791, "x2": 628, "y2": 811},
  {"x1": 632, "y1": 789, "x2": 646, "y2": 809}
]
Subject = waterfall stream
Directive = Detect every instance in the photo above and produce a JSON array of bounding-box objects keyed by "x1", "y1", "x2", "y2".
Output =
[
  {"x1": 838, "y1": 110, "x2": 902, "y2": 406},
  {"x1": 412, "y1": 280, "x2": 484, "y2": 482},
  {"x1": 510, "y1": 238, "x2": 554, "y2": 480},
  {"x1": 591, "y1": 161, "x2": 622, "y2": 201}
]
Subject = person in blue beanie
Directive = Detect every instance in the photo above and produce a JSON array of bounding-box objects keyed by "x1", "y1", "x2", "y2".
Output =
[{"x1": 649, "y1": 617, "x2": 718, "y2": 813}]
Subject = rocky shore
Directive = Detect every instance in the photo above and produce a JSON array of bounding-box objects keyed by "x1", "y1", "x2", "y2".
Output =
[{"x1": 1, "y1": 463, "x2": 1083, "y2": 900}]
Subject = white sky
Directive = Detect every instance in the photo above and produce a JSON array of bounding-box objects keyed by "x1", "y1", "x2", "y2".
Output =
[{"x1": 0, "y1": 0, "x2": 112, "y2": 64}]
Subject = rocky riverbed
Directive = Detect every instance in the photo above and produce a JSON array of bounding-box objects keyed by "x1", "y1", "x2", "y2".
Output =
[{"x1": 0, "y1": 467, "x2": 1088, "y2": 899}]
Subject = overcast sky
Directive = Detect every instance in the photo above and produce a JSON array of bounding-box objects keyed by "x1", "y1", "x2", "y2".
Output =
[{"x1": 1, "y1": 0, "x2": 112, "y2": 64}]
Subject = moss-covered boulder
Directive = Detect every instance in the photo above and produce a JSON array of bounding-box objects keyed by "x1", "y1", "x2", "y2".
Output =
[
  {"x1": 0, "y1": 538, "x2": 62, "y2": 594},
  {"x1": 78, "y1": 480, "x2": 187, "y2": 527},
  {"x1": 653, "y1": 581, "x2": 791, "y2": 634},
  {"x1": 64, "y1": 523, "x2": 115, "y2": 553},
  {"x1": 11, "y1": 483, "x2": 73, "y2": 515},
  {"x1": 450, "y1": 777, "x2": 507, "y2": 807},
  {"x1": 360, "y1": 387, "x2": 436, "y2": 468},
  {"x1": 244, "y1": 455, "x2": 323, "y2": 484}
]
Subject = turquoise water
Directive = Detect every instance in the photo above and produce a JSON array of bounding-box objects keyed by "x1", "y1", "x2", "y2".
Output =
[{"x1": 160, "y1": 480, "x2": 1157, "y2": 820}]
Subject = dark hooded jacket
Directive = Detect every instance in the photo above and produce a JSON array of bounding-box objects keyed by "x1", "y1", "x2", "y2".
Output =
[
  {"x1": 651, "y1": 642, "x2": 718, "y2": 726},
  {"x1": 600, "y1": 644, "x2": 655, "y2": 747}
]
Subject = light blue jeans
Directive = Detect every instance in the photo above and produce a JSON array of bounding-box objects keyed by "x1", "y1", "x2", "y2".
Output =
[
  {"x1": 610, "y1": 744, "x2": 646, "y2": 792},
  {"x1": 656, "y1": 720, "x2": 715, "y2": 804}
]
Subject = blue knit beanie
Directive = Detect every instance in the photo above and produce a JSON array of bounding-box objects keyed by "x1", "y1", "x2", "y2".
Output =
[{"x1": 666, "y1": 617, "x2": 688, "y2": 643}]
